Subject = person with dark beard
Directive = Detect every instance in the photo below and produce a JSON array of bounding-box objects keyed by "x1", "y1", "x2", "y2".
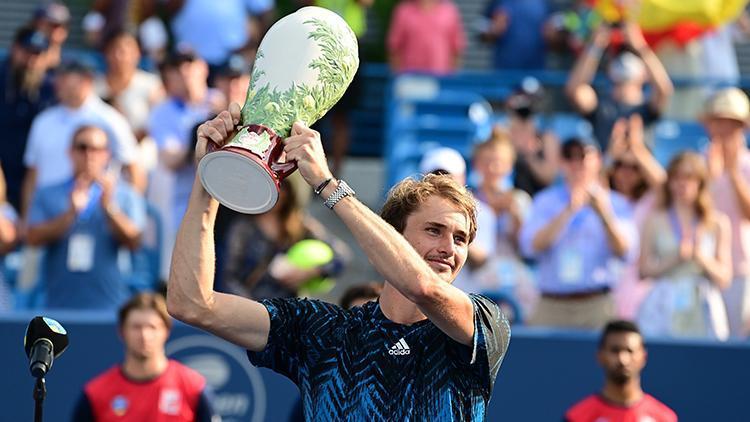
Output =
[
  {"x1": 0, "y1": 26, "x2": 55, "y2": 210},
  {"x1": 565, "y1": 320, "x2": 677, "y2": 422}
]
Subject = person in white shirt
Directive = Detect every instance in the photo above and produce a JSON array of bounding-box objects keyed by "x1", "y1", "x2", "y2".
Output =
[{"x1": 22, "y1": 59, "x2": 142, "y2": 220}]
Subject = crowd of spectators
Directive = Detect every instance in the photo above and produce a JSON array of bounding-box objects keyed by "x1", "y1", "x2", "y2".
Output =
[{"x1": 0, "y1": 0, "x2": 749, "y2": 346}]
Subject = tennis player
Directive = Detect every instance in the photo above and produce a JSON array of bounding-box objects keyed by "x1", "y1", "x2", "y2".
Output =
[{"x1": 167, "y1": 103, "x2": 511, "y2": 421}]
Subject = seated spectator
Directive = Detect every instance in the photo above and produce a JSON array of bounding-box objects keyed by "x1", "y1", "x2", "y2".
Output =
[
  {"x1": 0, "y1": 27, "x2": 55, "y2": 211},
  {"x1": 387, "y1": 0, "x2": 466, "y2": 74},
  {"x1": 72, "y1": 292, "x2": 217, "y2": 421},
  {"x1": 520, "y1": 137, "x2": 637, "y2": 329},
  {"x1": 565, "y1": 21, "x2": 673, "y2": 149},
  {"x1": 0, "y1": 166, "x2": 19, "y2": 311},
  {"x1": 702, "y1": 87, "x2": 750, "y2": 338},
  {"x1": 30, "y1": 2, "x2": 71, "y2": 69},
  {"x1": 479, "y1": 0, "x2": 549, "y2": 70},
  {"x1": 565, "y1": 320, "x2": 677, "y2": 422},
  {"x1": 223, "y1": 179, "x2": 351, "y2": 300},
  {"x1": 96, "y1": 30, "x2": 165, "y2": 176},
  {"x1": 606, "y1": 115, "x2": 666, "y2": 319},
  {"x1": 22, "y1": 58, "x2": 143, "y2": 219},
  {"x1": 463, "y1": 135, "x2": 537, "y2": 321},
  {"x1": 340, "y1": 282, "x2": 383, "y2": 310},
  {"x1": 638, "y1": 152, "x2": 731, "y2": 340},
  {"x1": 27, "y1": 125, "x2": 146, "y2": 310},
  {"x1": 503, "y1": 80, "x2": 560, "y2": 196}
]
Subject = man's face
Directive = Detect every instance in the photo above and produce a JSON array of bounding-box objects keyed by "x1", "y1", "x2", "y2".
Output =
[
  {"x1": 214, "y1": 74, "x2": 251, "y2": 106},
  {"x1": 597, "y1": 332, "x2": 646, "y2": 385},
  {"x1": 105, "y1": 35, "x2": 140, "y2": 72},
  {"x1": 562, "y1": 144, "x2": 600, "y2": 186},
  {"x1": 401, "y1": 195, "x2": 470, "y2": 283},
  {"x1": 120, "y1": 309, "x2": 169, "y2": 361},
  {"x1": 70, "y1": 127, "x2": 110, "y2": 177},
  {"x1": 54, "y1": 72, "x2": 91, "y2": 106}
]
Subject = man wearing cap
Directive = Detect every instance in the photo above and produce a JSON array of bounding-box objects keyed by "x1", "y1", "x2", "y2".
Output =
[
  {"x1": 703, "y1": 87, "x2": 750, "y2": 338},
  {"x1": 520, "y1": 137, "x2": 637, "y2": 329},
  {"x1": 0, "y1": 27, "x2": 55, "y2": 211},
  {"x1": 22, "y1": 59, "x2": 143, "y2": 221},
  {"x1": 31, "y1": 1, "x2": 71, "y2": 69},
  {"x1": 566, "y1": 21, "x2": 673, "y2": 149}
]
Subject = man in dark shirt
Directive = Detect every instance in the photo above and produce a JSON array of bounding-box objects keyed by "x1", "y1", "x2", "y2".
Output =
[
  {"x1": 0, "y1": 26, "x2": 55, "y2": 210},
  {"x1": 566, "y1": 21, "x2": 673, "y2": 149},
  {"x1": 167, "y1": 104, "x2": 511, "y2": 420}
]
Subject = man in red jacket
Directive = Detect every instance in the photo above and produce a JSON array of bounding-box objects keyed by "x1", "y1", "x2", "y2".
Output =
[
  {"x1": 565, "y1": 320, "x2": 677, "y2": 422},
  {"x1": 72, "y1": 292, "x2": 216, "y2": 421}
]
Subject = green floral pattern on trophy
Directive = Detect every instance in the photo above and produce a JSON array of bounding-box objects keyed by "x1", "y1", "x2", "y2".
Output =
[
  {"x1": 240, "y1": 17, "x2": 359, "y2": 138},
  {"x1": 231, "y1": 126, "x2": 273, "y2": 156}
]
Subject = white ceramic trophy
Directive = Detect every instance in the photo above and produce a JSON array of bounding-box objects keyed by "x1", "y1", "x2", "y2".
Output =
[{"x1": 198, "y1": 6, "x2": 359, "y2": 214}]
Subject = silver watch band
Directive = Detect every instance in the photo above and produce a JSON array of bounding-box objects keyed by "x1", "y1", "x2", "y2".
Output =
[{"x1": 323, "y1": 180, "x2": 355, "y2": 209}]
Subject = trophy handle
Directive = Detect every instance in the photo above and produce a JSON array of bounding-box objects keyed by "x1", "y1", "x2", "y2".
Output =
[{"x1": 270, "y1": 159, "x2": 297, "y2": 179}]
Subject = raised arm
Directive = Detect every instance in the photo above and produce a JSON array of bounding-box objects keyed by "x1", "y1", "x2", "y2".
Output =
[
  {"x1": 565, "y1": 25, "x2": 610, "y2": 115},
  {"x1": 283, "y1": 124, "x2": 475, "y2": 345},
  {"x1": 166, "y1": 104, "x2": 271, "y2": 352},
  {"x1": 622, "y1": 21, "x2": 673, "y2": 113}
]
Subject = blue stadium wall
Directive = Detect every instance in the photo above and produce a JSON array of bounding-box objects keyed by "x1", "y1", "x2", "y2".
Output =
[{"x1": 1, "y1": 312, "x2": 747, "y2": 421}]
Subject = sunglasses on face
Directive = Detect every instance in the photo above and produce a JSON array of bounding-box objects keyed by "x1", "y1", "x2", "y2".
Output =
[{"x1": 72, "y1": 142, "x2": 107, "y2": 152}]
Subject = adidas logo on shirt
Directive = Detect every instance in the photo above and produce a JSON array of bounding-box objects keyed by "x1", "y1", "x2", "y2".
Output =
[{"x1": 388, "y1": 338, "x2": 411, "y2": 355}]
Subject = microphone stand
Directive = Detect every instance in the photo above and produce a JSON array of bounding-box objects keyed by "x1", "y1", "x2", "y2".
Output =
[{"x1": 33, "y1": 376, "x2": 46, "y2": 422}]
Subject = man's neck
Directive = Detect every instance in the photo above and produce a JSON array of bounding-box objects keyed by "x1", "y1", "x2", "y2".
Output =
[
  {"x1": 379, "y1": 283, "x2": 427, "y2": 325},
  {"x1": 601, "y1": 379, "x2": 644, "y2": 406},
  {"x1": 122, "y1": 354, "x2": 169, "y2": 381},
  {"x1": 107, "y1": 68, "x2": 135, "y2": 92}
]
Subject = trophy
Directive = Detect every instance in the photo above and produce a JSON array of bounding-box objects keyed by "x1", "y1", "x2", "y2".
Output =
[{"x1": 198, "y1": 6, "x2": 359, "y2": 214}]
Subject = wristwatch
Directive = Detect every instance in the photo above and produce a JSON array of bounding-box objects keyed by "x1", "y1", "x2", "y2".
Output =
[{"x1": 323, "y1": 180, "x2": 355, "y2": 209}]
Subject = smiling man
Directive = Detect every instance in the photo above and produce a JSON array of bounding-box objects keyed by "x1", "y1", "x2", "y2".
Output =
[{"x1": 167, "y1": 104, "x2": 511, "y2": 421}]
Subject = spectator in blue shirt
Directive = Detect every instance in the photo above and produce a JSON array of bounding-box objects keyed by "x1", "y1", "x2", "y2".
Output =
[
  {"x1": 480, "y1": 0, "x2": 549, "y2": 70},
  {"x1": 520, "y1": 137, "x2": 637, "y2": 329},
  {"x1": 0, "y1": 27, "x2": 55, "y2": 211},
  {"x1": 27, "y1": 125, "x2": 146, "y2": 310}
]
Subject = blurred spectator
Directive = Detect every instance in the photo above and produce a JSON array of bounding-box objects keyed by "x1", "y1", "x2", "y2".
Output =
[
  {"x1": 564, "y1": 320, "x2": 677, "y2": 422},
  {"x1": 147, "y1": 50, "x2": 221, "y2": 281},
  {"x1": 212, "y1": 54, "x2": 251, "y2": 107},
  {"x1": 22, "y1": 59, "x2": 143, "y2": 221},
  {"x1": 72, "y1": 292, "x2": 217, "y2": 421},
  {"x1": 0, "y1": 27, "x2": 55, "y2": 211},
  {"x1": 387, "y1": 0, "x2": 466, "y2": 74},
  {"x1": 305, "y1": 0, "x2": 372, "y2": 176},
  {"x1": 703, "y1": 87, "x2": 750, "y2": 338},
  {"x1": 223, "y1": 179, "x2": 351, "y2": 300},
  {"x1": 479, "y1": 0, "x2": 549, "y2": 70},
  {"x1": 27, "y1": 126, "x2": 146, "y2": 310},
  {"x1": 96, "y1": 30, "x2": 165, "y2": 175},
  {"x1": 520, "y1": 137, "x2": 637, "y2": 329},
  {"x1": 566, "y1": 22, "x2": 673, "y2": 149},
  {"x1": 606, "y1": 115, "x2": 665, "y2": 319},
  {"x1": 700, "y1": 12, "x2": 750, "y2": 92},
  {"x1": 503, "y1": 78, "x2": 560, "y2": 196},
  {"x1": 0, "y1": 166, "x2": 19, "y2": 311},
  {"x1": 340, "y1": 281, "x2": 383, "y2": 309},
  {"x1": 30, "y1": 2, "x2": 71, "y2": 69},
  {"x1": 169, "y1": 0, "x2": 266, "y2": 75},
  {"x1": 637, "y1": 152, "x2": 731, "y2": 340},
  {"x1": 544, "y1": 0, "x2": 602, "y2": 62},
  {"x1": 463, "y1": 136, "x2": 537, "y2": 321}
]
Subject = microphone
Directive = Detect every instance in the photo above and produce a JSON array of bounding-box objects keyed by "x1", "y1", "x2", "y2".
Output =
[{"x1": 24, "y1": 317, "x2": 69, "y2": 378}]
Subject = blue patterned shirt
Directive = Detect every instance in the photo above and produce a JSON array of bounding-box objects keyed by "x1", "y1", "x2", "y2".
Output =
[{"x1": 247, "y1": 294, "x2": 510, "y2": 421}]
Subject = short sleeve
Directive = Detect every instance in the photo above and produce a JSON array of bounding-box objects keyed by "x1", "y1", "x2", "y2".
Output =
[
  {"x1": 105, "y1": 109, "x2": 138, "y2": 163},
  {"x1": 246, "y1": 298, "x2": 344, "y2": 383},
  {"x1": 116, "y1": 185, "x2": 147, "y2": 231},
  {"x1": 450, "y1": 294, "x2": 510, "y2": 391},
  {"x1": 24, "y1": 116, "x2": 44, "y2": 168},
  {"x1": 519, "y1": 190, "x2": 558, "y2": 259}
]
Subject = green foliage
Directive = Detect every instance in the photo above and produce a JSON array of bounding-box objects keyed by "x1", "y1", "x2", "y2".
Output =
[{"x1": 240, "y1": 17, "x2": 359, "y2": 137}]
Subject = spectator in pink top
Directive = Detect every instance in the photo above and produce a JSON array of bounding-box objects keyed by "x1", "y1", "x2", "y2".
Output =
[
  {"x1": 387, "y1": 0, "x2": 466, "y2": 74},
  {"x1": 703, "y1": 87, "x2": 750, "y2": 338}
]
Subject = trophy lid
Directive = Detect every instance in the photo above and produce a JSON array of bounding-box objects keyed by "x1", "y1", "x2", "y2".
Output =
[{"x1": 198, "y1": 151, "x2": 278, "y2": 214}]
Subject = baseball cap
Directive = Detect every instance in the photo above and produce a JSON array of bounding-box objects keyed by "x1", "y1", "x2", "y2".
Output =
[
  {"x1": 215, "y1": 54, "x2": 251, "y2": 79},
  {"x1": 419, "y1": 147, "x2": 466, "y2": 176},
  {"x1": 14, "y1": 27, "x2": 49, "y2": 53},
  {"x1": 702, "y1": 87, "x2": 750, "y2": 125},
  {"x1": 608, "y1": 51, "x2": 645, "y2": 84},
  {"x1": 34, "y1": 2, "x2": 71, "y2": 25}
]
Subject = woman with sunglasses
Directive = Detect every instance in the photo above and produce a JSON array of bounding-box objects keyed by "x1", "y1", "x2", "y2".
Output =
[
  {"x1": 606, "y1": 114, "x2": 666, "y2": 319},
  {"x1": 637, "y1": 152, "x2": 731, "y2": 340}
]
